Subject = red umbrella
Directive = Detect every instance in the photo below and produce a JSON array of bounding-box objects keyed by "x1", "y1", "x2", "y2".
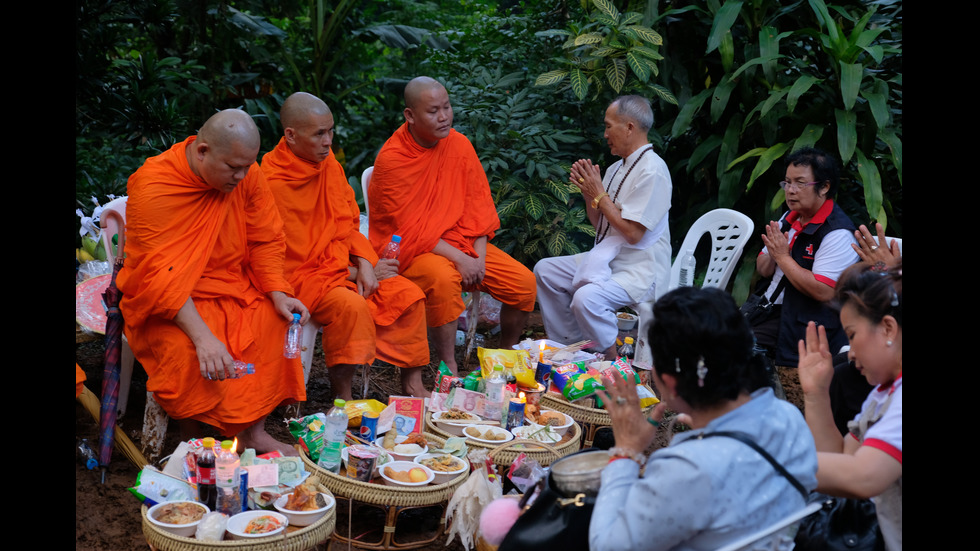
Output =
[{"x1": 99, "y1": 257, "x2": 125, "y2": 481}]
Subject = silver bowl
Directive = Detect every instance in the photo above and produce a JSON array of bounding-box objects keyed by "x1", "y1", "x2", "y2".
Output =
[{"x1": 550, "y1": 449, "x2": 610, "y2": 497}]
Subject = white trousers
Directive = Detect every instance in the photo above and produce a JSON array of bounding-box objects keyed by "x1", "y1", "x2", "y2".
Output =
[{"x1": 533, "y1": 253, "x2": 635, "y2": 351}]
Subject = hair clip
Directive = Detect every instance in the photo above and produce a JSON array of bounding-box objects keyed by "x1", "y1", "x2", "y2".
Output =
[
  {"x1": 675, "y1": 358, "x2": 682, "y2": 373},
  {"x1": 696, "y1": 358, "x2": 708, "y2": 387}
]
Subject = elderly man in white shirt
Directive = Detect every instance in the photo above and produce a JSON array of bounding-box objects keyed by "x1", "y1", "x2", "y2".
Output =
[{"x1": 534, "y1": 95, "x2": 672, "y2": 359}]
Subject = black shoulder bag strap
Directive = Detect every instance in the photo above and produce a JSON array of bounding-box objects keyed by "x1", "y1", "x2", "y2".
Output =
[{"x1": 691, "y1": 430, "x2": 809, "y2": 500}]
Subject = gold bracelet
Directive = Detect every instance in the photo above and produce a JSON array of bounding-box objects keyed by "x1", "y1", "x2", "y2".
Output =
[{"x1": 592, "y1": 192, "x2": 609, "y2": 209}]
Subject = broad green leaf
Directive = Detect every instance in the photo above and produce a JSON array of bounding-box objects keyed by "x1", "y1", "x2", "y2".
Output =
[
  {"x1": 526, "y1": 194, "x2": 545, "y2": 219},
  {"x1": 591, "y1": 46, "x2": 618, "y2": 58},
  {"x1": 839, "y1": 62, "x2": 863, "y2": 110},
  {"x1": 759, "y1": 88, "x2": 788, "y2": 119},
  {"x1": 878, "y1": 128, "x2": 903, "y2": 185},
  {"x1": 626, "y1": 51, "x2": 651, "y2": 82},
  {"x1": 626, "y1": 25, "x2": 663, "y2": 46},
  {"x1": 787, "y1": 75, "x2": 822, "y2": 113},
  {"x1": 535, "y1": 70, "x2": 568, "y2": 87},
  {"x1": 861, "y1": 44, "x2": 884, "y2": 65},
  {"x1": 688, "y1": 135, "x2": 722, "y2": 174},
  {"x1": 671, "y1": 88, "x2": 712, "y2": 137},
  {"x1": 651, "y1": 84, "x2": 678, "y2": 105},
  {"x1": 792, "y1": 124, "x2": 824, "y2": 151},
  {"x1": 707, "y1": 1, "x2": 743, "y2": 54},
  {"x1": 535, "y1": 29, "x2": 573, "y2": 38},
  {"x1": 770, "y1": 188, "x2": 787, "y2": 215},
  {"x1": 592, "y1": 0, "x2": 620, "y2": 19},
  {"x1": 570, "y1": 69, "x2": 589, "y2": 100},
  {"x1": 718, "y1": 113, "x2": 744, "y2": 181},
  {"x1": 549, "y1": 179, "x2": 571, "y2": 202},
  {"x1": 496, "y1": 198, "x2": 522, "y2": 218},
  {"x1": 808, "y1": 0, "x2": 841, "y2": 48},
  {"x1": 854, "y1": 149, "x2": 882, "y2": 223},
  {"x1": 728, "y1": 147, "x2": 769, "y2": 171},
  {"x1": 861, "y1": 78, "x2": 890, "y2": 130},
  {"x1": 594, "y1": 13, "x2": 620, "y2": 28},
  {"x1": 711, "y1": 76, "x2": 737, "y2": 124},
  {"x1": 731, "y1": 54, "x2": 780, "y2": 80},
  {"x1": 759, "y1": 26, "x2": 779, "y2": 83},
  {"x1": 607, "y1": 58, "x2": 627, "y2": 92},
  {"x1": 718, "y1": 165, "x2": 745, "y2": 207},
  {"x1": 720, "y1": 30, "x2": 735, "y2": 72},
  {"x1": 746, "y1": 143, "x2": 792, "y2": 192},
  {"x1": 621, "y1": 12, "x2": 643, "y2": 25},
  {"x1": 547, "y1": 229, "x2": 568, "y2": 256},
  {"x1": 835, "y1": 108, "x2": 857, "y2": 163},
  {"x1": 575, "y1": 33, "x2": 605, "y2": 46},
  {"x1": 630, "y1": 46, "x2": 664, "y2": 61}
]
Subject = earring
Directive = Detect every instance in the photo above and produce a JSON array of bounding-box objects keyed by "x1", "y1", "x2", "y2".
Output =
[
  {"x1": 696, "y1": 358, "x2": 708, "y2": 388},
  {"x1": 675, "y1": 358, "x2": 682, "y2": 373},
  {"x1": 886, "y1": 340, "x2": 893, "y2": 347}
]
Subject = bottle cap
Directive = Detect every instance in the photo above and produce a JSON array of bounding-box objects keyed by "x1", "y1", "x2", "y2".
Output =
[
  {"x1": 625, "y1": 337, "x2": 634, "y2": 344},
  {"x1": 292, "y1": 313, "x2": 301, "y2": 322},
  {"x1": 203, "y1": 437, "x2": 215, "y2": 448},
  {"x1": 334, "y1": 398, "x2": 346, "y2": 408},
  {"x1": 392, "y1": 235, "x2": 402, "y2": 243},
  {"x1": 221, "y1": 440, "x2": 233, "y2": 450}
]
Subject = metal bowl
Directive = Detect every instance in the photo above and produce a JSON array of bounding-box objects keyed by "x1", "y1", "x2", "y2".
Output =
[{"x1": 549, "y1": 449, "x2": 610, "y2": 497}]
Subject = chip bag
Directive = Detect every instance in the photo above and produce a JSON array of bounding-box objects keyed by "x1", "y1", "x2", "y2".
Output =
[
  {"x1": 477, "y1": 347, "x2": 537, "y2": 388},
  {"x1": 345, "y1": 399, "x2": 386, "y2": 429}
]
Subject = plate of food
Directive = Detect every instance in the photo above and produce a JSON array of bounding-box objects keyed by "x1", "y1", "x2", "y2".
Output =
[
  {"x1": 431, "y1": 408, "x2": 482, "y2": 436},
  {"x1": 462, "y1": 424, "x2": 514, "y2": 444},
  {"x1": 226, "y1": 510, "x2": 288, "y2": 540},
  {"x1": 414, "y1": 453, "x2": 469, "y2": 484},
  {"x1": 375, "y1": 432, "x2": 429, "y2": 462},
  {"x1": 273, "y1": 479, "x2": 335, "y2": 527},
  {"x1": 524, "y1": 407, "x2": 574, "y2": 436},
  {"x1": 379, "y1": 461, "x2": 435, "y2": 487},
  {"x1": 146, "y1": 500, "x2": 209, "y2": 537}
]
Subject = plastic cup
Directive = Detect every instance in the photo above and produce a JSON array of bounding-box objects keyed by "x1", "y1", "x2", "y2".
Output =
[{"x1": 346, "y1": 445, "x2": 379, "y2": 482}]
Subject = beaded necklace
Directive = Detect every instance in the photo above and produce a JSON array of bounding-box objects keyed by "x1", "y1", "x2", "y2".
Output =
[{"x1": 595, "y1": 145, "x2": 653, "y2": 244}]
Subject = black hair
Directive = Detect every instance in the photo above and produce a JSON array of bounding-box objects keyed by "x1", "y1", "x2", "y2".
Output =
[
  {"x1": 649, "y1": 287, "x2": 768, "y2": 409},
  {"x1": 835, "y1": 260, "x2": 903, "y2": 328},
  {"x1": 785, "y1": 146, "x2": 841, "y2": 199}
]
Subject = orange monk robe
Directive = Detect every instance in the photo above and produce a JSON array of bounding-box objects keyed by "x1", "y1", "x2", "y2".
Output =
[
  {"x1": 370, "y1": 124, "x2": 536, "y2": 327},
  {"x1": 261, "y1": 138, "x2": 429, "y2": 368},
  {"x1": 117, "y1": 137, "x2": 305, "y2": 436},
  {"x1": 76, "y1": 363, "x2": 86, "y2": 398}
]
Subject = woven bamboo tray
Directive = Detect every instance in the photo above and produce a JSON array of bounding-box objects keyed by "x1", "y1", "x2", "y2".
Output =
[
  {"x1": 141, "y1": 482, "x2": 336, "y2": 551},
  {"x1": 300, "y1": 433, "x2": 466, "y2": 508},
  {"x1": 423, "y1": 411, "x2": 581, "y2": 467},
  {"x1": 540, "y1": 392, "x2": 612, "y2": 426}
]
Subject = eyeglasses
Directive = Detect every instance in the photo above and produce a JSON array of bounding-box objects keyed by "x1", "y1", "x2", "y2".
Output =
[{"x1": 779, "y1": 180, "x2": 820, "y2": 192}]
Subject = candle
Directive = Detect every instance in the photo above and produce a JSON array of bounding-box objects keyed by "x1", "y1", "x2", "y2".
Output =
[
  {"x1": 506, "y1": 397, "x2": 526, "y2": 431},
  {"x1": 538, "y1": 341, "x2": 545, "y2": 363},
  {"x1": 519, "y1": 391, "x2": 526, "y2": 403}
]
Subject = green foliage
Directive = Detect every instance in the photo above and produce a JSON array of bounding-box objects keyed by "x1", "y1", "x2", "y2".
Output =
[{"x1": 534, "y1": 0, "x2": 677, "y2": 104}]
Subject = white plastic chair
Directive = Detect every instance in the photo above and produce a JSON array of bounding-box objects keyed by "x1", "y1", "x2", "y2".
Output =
[
  {"x1": 716, "y1": 501, "x2": 822, "y2": 551},
  {"x1": 634, "y1": 209, "x2": 754, "y2": 369},
  {"x1": 360, "y1": 165, "x2": 374, "y2": 237},
  {"x1": 667, "y1": 208, "x2": 755, "y2": 291}
]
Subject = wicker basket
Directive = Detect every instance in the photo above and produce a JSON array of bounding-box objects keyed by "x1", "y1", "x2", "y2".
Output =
[
  {"x1": 300, "y1": 432, "x2": 467, "y2": 508},
  {"x1": 423, "y1": 412, "x2": 581, "y2": 467},
  {"x1": 141, "y1": 482, "x2": 336, "y2": 551}
]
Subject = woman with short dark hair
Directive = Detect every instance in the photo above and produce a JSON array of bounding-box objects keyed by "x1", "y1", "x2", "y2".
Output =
[{"x1": 591, "y1": 287, "x2": 818, "y2": 550}]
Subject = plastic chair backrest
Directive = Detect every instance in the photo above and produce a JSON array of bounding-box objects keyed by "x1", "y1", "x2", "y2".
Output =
[
  {"x1": 668, "y1": 208, "x2": 754, "y2": 291},
  {"x1": 99, "y1": 196, "x2": 128, "y2": 265},
  {"x1": 715, "y1": 501, "x2": 822, "y2": 551},
  {"x1": 883, "y1": 236, "x2": 902, "y2": 256},
  {"x1": 361, "y1": 166, "x2": 374, "y2": 217}
]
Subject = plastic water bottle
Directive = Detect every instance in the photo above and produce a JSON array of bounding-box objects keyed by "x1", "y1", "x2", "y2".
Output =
[
  {"x1": 77, "y1": 438, "x2": 98, "y2": 470},
  {"x1": 197, "y1": 437, "x2": 217, "y2": 511},
  {"x1": 382, "y1": 235, "x2": 402, "y2": 259},
  {"x1": 318, "y1": 399, "x2": 348, "y2": 474},
  {"x1": 283, "y1": 313, "x2": 302, "y2": 359},
  {"x1": 484, "y1": 365, "x2": 506, "y2": 426},
  {"x1": 618, "y1": 337, "x2": 635, "y2": 362},
  {"x1": 202, "y1": 360, "x2": 254, "y2": 379},
  {"x1": 215, "y1": 440, "x2": 242, "y2": 515},
  {"x1": 679, "y1": 249, "x2": 696, "y2": 286}
]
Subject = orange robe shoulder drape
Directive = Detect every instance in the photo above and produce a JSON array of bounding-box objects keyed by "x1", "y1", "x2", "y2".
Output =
[
  {"x1": 262, "y1": 138, "x2": 428, "y2": 367},
  {"x1": 117, "y1": 137, "x2": 305, "y2": 435}
]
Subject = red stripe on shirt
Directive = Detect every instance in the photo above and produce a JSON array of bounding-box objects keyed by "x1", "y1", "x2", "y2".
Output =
[{"x1": 863, "y1": 438, "x2": 902, "y2": 464}]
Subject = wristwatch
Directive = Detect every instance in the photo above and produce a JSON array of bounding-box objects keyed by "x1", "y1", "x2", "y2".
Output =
[{"x1": 592, "y1": 192, "x2": 609, "y2": 209}]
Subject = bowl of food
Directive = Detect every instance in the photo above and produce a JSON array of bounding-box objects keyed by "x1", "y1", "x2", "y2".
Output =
[
  {"x1": 226, "y1": 510, "x2": 288, "y2": 540},
  {"x1": 146, "y1": 501, "x2": 209, "y2": 537},
  {"x1": 511, "y1": 424, "x2": 563, "y2": 445},
  {"x1": 273, "y1": 490, "x2": 335, "y2": 527},
  {"x1": 414, "y1": 453, "x2": 469, "y2": 484},
  {"x1": 616, "y1": 311, "x2": 638, "y2": 330},
  {"x1": 431, "y1": 408, "x2": 481, "y2": 436},
  {"x1": 462, "y1": 424, "x2": 514, "y2": 444},
  {"x1": 375, "y1": 433, "x2": 429, "y2": 462},
  {"x1": 379, "y1": 461, "x2": 435, "y2": 487},
  {"x1": 527, "y1": 408, "x2": 574, "y2": 436}
]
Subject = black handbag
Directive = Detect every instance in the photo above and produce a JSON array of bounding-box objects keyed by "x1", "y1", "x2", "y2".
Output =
[
  {"x1": 498, "y1": 471, "x2": 595, "y2": 551},
  {"x1": 741, "y1": 277, "x2": 786, "y2": 326},
  {"x1": 794, "y1": 495, "x2": 884, "y2": 551}
]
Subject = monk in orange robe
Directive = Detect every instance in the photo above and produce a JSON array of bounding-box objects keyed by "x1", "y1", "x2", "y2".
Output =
[
  {"x1": 117, "y1": 109, "x2": 309, "y2": 455},
  {"x1": 370, "y1": 76, "x2": 536, "y2": 374},
  {"x1": 262, "y1": 92, "x2": 429, "y2": 398}
]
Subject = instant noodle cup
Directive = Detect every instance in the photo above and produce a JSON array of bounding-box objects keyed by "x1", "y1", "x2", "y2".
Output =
[{"x1": 345, "y1": 445, "x2": 379, "y2": 482}]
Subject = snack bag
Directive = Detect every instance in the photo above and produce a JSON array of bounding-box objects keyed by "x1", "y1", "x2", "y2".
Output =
[
  {"x1": 477, "y1": 348, "x2": 536, "y2": 387},
  {"x1": 287, "y1": 413, "x2": 327, "y2": 462},
  {"x1": 550, "y1": 361, "x2": 587, "y2": 393},
  {"x1": 562, "y1": 370, "x2": 604, "y2": 402},
  {"x1": 345, "y1": 399, "x2": 386, "y2": 429},
  {"x1": 462, "y1": 370, "x2": 483, "y2": 391}
]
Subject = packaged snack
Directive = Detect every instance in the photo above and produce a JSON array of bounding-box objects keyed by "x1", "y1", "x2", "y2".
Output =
[
  {"x1": 345, "y1": 399, "x2": 387, "y2": 429},
  {"x1": 287, "y1": 413, "x2": 327, "y2": 462},
  {"x1": 477, "y1": 348, "x2": 536, "y2": 388},
  {"x1": 550, "y1": 361, "x2": 587, "y2": 393},
  {"x1": 462, "y1": 370, "x2": 483, "y2": 391}
]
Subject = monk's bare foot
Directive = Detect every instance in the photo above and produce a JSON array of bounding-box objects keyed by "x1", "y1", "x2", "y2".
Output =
[
  {"x1": 401, "y1": 366, "x2": 428, "y2": 398},
  {"x1": 236, "y1": 417, "x2": 299, "y2": 457}
]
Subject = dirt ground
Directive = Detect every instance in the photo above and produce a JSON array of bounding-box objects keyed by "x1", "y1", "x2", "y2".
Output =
[{"x1": 75, "y1": 312, "x2": 804, "y2": 550}]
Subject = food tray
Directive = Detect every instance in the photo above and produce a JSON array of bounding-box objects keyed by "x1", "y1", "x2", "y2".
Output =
[
  {"x1": 301, "y1": 433, "x2": 466, "y2": 507},
  {"x1": 423, "y1": 411, "x2": 581, "y2": 467},
  {"x1": 141, "y1": 482, "x2": 336, "y2": 551}
]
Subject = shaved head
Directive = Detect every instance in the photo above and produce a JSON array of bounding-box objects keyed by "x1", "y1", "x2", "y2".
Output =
[
  {"x1": 280, "y1": 92, "x2": 331, "y2": 132},
  {"x1": 198, "y1": 109, "x2": 260, "y2": 154},
  {"x1": 404, "y1": 76, "x2": 446, "y2": 110}
]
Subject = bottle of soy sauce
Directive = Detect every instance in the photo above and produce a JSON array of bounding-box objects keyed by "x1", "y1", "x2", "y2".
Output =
[{"x1": 197, "y1": 437, "x2": 217, "y2": 511}]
